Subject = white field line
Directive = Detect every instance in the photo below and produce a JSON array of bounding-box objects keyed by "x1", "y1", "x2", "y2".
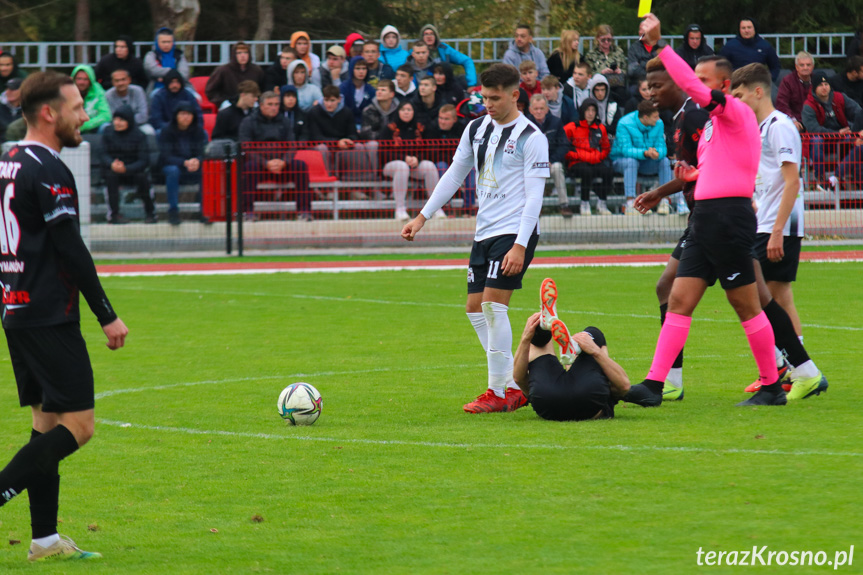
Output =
[
  {"x1": 94, "y1": 418, "x2": 863, "y2": 459},
  {"x1": 109, "y1": 284, "x2": 863, "y2": 332}
]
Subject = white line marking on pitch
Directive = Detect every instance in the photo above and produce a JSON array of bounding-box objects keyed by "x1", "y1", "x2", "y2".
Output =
[
  {"x1": 95, "y1": 418, "x2": 863, "y2": 459},
  {"x1": 109, "y1": 284, "x2": 863, "y2": 332}
]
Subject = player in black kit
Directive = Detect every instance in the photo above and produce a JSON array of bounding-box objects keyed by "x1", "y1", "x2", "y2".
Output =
[
  {"x1": 632, "y1": 56, "x2": 710, "y2": 401},
  {"x1": 0, "y1": 71, "x2": 128, "y2": 562}
]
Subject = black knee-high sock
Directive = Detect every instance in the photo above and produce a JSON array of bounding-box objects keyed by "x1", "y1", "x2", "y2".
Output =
[
  {"x1": 763, "y1": 299, "x2": 810, "y2": 367},
  {"x1": 660, "y1": 303, "x2": 684, "y2": 369},
  {"x1": 531, "y1": 327, "x2": 553, "y2": 347},
  {"x1": 0, "y1": 425, "x2": 78, "y2": 507},
  {"x1": 27, "y1": 429, "x2": 60, "y2": 539}
]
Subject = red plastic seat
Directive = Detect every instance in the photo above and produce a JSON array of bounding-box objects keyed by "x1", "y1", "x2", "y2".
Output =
[
  {"x1": 188, "y1": 76, "x2": 217, "y2": 113},
  {"x1": 202, "y1": 113, "x2": 217, "y2": 139},
  {"x1": 294, "y1": 149, "x2": 338, "y2": 183}
]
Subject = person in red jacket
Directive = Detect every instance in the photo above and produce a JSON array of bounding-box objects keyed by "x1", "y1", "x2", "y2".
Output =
[
  {"x1": 775, "y1": 51, "x2": 813, "y2": 132},
  {"x1": 563, "y1": 97, "x2": 613, "y2": 215}
]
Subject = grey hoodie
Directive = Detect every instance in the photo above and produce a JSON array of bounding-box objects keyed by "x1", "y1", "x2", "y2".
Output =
[
  {"x1": 502, "y1": 40, "x2": 550, "y2": 78},
  {"x1": 587, "y1": 74, "x2": 619, "y2": 134},
  {"x1": 359, "y1": 96, "x2": 401, "y2": 140},
  {"x1": 287, "y1": 60, "x2": 324, "y2": 112}
]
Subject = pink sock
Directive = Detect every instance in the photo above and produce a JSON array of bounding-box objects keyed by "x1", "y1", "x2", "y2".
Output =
[
  {"x1": 742, "y1": 312, "x2": 779, "y2": 386},
  {"x1": 647, "y1": 312, "x2": 692, "y2": 382}
]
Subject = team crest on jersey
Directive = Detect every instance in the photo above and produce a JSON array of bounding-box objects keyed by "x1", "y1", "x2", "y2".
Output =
[
  {"x1": 703, "y1": 120, "x2": 713, "y2": 142},
  {"x1": 504, "y1": 139, "x2": 516, "y2": 154},
  {"x1": 491, "y1": 134, "x2": 500, "y2": 144}
]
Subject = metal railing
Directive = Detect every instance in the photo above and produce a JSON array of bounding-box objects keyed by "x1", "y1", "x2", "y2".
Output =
[{"x1": 0, "y1": 33, "x2": 856, "y2": 72}]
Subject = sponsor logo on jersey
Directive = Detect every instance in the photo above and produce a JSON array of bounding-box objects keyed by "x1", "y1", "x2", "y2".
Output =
[
  {"x1": 779, "y1": 147, "x2": 793, "y2": 154},
  {"x1": 0, "y1": 161, "x2": 22, "y2": 180},
  {"x1": 42, "y1": 183, "x2": 75, "y2": 198},
  {"x1": 473, "y1": 137, "x2": 485, "y2": 145},
  {"x1": 1, "y1": 288, "x2": 30, "y2": 305},
  {"x1": 0, "y1": 261, "x2": 24, "y2": 273},
  {"x1": 532, "y1": 162, "x2": 549, "y2": 169},
  {"x1": 490, "y1": 134, "x2": 500, "y2": 144},
  {"x1": 703, "y1": 120, "x2": 713, "y2": 142}
]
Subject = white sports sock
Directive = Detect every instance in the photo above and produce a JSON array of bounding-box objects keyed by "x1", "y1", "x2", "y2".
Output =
[
  {"x1": 505, "y1": 368, "x2": 520, "y2": 390},
  {"x1": 32, "y1": 534, "x2": 60, "y2": 548},
  {"x1": 793, "y1": 359, "x2": 819, "y2": 380},
  {"x1": 666, "y1": 367, "x2": 683, "y2": 389},
  {"x1": 774, "y1": 346, "x2": 785, "y2": 368},
  {"x1": 482, "y1": 301, "x2": 512, "y2": 398},
  {"x1": 466, "y1": 312, "x2": 488, "y2": 352}
]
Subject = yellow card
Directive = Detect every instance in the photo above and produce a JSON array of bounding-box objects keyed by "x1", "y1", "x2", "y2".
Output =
[{"x1": 638, "y1": 0, "x2": 652, "y2": 17}]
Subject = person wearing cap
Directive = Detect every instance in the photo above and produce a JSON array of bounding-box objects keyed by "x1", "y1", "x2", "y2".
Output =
[
  {"x1": 379, "y1": 26, "x2": 409, "y2": 70},
  {"x1": 360, "y1": 41, "x2": 395, "y2": 88},
  {"x1": 0, "y1": 76, "x2": 23, "y2": 143},
  {"x1": 72, "y1": 64, "x2": 112, "y2": 133},
  {"x1": 319, "y1": 45, "x2": 348, "y2": 89},
  {"x1": 674, "y1": 24, "x2": 714, "y2": 69},
  {"x1": 212, "y1": 80, "x2": 261, "y2": 141},
  {"x1": 263, "y1": 47, "x2": 297, "y2": 92},
  {"x1": 101, "y1": 105, "x2": 156, "y2": 224},
  {"x1": 205, "y1": 41, "x2": 265, "y2": 109},
  {"x1": 105, "y1": 69, "x2": 150, "y2": 132},
  {"x1": 158, "y1": 102, "x2": 211, "y2": 225},
  {"x1": 149, "y1": 69, "x2": 202, "y2": 132},
  {"x1": 144, "y1": 27, "x2": 191, "y2": 91},
  {"x1": 95, "y1": 36, "x2": 148, "y2": 90}
]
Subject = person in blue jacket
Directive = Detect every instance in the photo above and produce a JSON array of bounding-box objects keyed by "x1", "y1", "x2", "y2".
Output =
[
  {"x1": 610, "y1": 100, "x2": 672, "y2": 214},
  {"x1": 340, "y1": 56, "x2": 375, "y2": 129},
  {"x1": 380, "y1": 25, "x2": 410, "y2": 70},
  {"x1": 419, "y1": 24, "x2": 478, "y2": 87},
  {"x1": 719, "y1": 18, "x2": 780, "y2": 81}
]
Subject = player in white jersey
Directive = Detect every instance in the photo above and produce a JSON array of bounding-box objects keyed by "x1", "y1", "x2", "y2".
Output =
[
  {"x1": 402, "y1": 63, "x2": 550, "y2": 413},
  {"x1": 731, "y1": 63, "x2": 828, "y2": 400}
]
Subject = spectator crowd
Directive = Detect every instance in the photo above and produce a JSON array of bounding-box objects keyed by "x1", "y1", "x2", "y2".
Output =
[{"x1": 1, "y1": 17, "x2": 862, "y2": 223}]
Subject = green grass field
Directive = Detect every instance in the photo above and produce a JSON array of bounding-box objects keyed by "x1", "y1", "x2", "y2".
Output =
[{"x1": 0, "y1": 261, "x2": 861, "y2": 574}]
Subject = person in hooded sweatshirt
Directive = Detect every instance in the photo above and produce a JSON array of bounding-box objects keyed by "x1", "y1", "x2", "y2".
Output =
[
  {"x1": 101, "y1": 105, "x2": 156, "y2": 224},
  {"x1": 344, "y1": 33, "x2": 366, "y2": 59},
  {"x1": 71, "y1": 64, "x2": 112, "y2": 133},
  {"x1": 0, "y1": 52, "x2": 27, "y2": 94},
  {"x1": 802, "y1": 73, "x2": 863, "y2": 185},
  {"x1": 144, "y1": 27, "x2": 191, "y2": 91},
  {"x1": 503, "y1": 24, "x2": 551, "y2": 79},
  {"x1": 360, "y1": 79, "x2": 400, "y2": 141},
  {"x1": 564, "y1": 61, "x2": 593, "y2": 110},
  {"x1": 432, "y1": 62, "x2": 467, "y2": 108},
  {"x1": 319, "y1": 45, "x2": 349, "y2": 89},
  {"x1": 587, "y1": 74, "x2": 620, "y2": 135},
  {"x1": 205, "y1": 41, "x2": 265, "y2": 109},
  {"x1": 287, "y1": 59, "x2": 323, "y2": 112},
  {"x1": 563, "y1": 97, "x2": 614, "y2": 216},
  {"x1": 419, "y1": 24, "x2": 478, "y2": 87},
  {"x1": 719, "y1": 18, "x2": 780, "y2": 81},
  {"x1": 380, "y1": 25, "x2": 410, "y2": 70},
  {"x1": 94, "y1": 35, "x2": 148, "y2": 89},
  {"x1": 340, "y1": 56, "x2": 375, "y2": 129},
  {"x1": 291, "y1": 31, "x2": 322, "y2": 87},
  {"x1": 158, "y1": 102, "x2": 210, "y2": 225},
  {"x1": 212, "y1": 80, "x2": 260, "y2": 141},
  {"x1": 674, "y1": 24, "x2": 714, "y2": 70},
  {"x1": 380, "y1": 100, "x2": 442, "y2": 221},
  {"x1": 149, "y1": 69, "x2": 202, "y2": 132},
  {"x1": 279, "y1": 85, "x2": 307, "y2": 142},
  {"x1": 406, "y1": 41, "x2": 436, "y2": 86},
  {"x1": 239, "y1": 91, "x2": 313, "y2": 221},
  {"x1": 411, "y1": 76, "x2": 443, "y2": 126},
  {"x1": 263, "y1": 46, "x2": 297, "y2": 92}
]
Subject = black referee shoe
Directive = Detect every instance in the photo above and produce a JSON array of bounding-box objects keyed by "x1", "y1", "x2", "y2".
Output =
[
  {"x1": 624, "y1": 380, "x2": 663, "y2": 407},
  {"x1": 737, "y1": 383, "x2": 787, "y2": 406}
]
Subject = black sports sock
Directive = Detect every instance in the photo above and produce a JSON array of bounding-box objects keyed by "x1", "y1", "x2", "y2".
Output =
[
  {"x1": 642, "y1": 379, "x2": 664, "y2": 394},
  {"x1": 531, "y1": 327, "x2": 552, "y2": 347},
  {"x1": 660, "y1": 303, "x2": 684, "y2": 369},
  {"x1": 0, "y1": 425, "x2": 78, "y2": 507},
  {"x1": 763, "y1": 299, "x2": 810, "y2": 367},
  {"x1": 27, "y1": 430, "x2": 60, "y2": 539}
]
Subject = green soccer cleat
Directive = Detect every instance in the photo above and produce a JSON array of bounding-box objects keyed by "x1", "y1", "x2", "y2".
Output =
[
  {"x1": 662, "y1": 382, "x2": 684, "y2": 401},
  {"x1": 28, "y1": 535, "x2": 102, "y2": 562},
  {"x1": 786, "y1": 372, "x2": 829, "y2": 400}
]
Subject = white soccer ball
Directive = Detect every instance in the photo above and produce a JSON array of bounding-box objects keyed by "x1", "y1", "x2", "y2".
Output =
[{"x1": 277, "y1": 383, "x2": 323, "y2": 426}]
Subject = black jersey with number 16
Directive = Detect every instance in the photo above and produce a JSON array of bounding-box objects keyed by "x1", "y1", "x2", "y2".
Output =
[{"x1": 0, "y1": 142, "x2": 83, "y2": 328}]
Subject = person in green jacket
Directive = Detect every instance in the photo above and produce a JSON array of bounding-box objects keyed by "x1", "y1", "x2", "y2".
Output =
[{"x1": 72, "y1": 65, "x2": 112, "y2": 133}]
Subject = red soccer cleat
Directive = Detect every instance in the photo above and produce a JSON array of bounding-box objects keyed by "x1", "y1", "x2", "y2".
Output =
[
  {"x1": 745, "y1": 361, "x2": 792, "y2": 393},
  {"x1": 505, "y1": 388, "x2": 529, "y2": 411},
  {"x1": 463, "y1": 389, "x2": 508, "y2": 413}
]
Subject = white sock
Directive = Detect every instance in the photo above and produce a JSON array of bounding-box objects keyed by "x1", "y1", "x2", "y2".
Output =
[
  {"x1": 32, "y1": 534, "x2": 60, "y2": 548},
  {"x1": 666, "y1": 367, "x2": 683, "y2": 389},
  {"x1": 467, "y1": 312, "x2": 488, "y2": 352},
  {"x1": 774, "y1": 346, "x2": 785, "y2": 368},
  {"x1": 482, "y1": 301, "x2": 512, "y2": 398},
  {"x1": 505, "y1": 368, "x2": 520, "y2": 390},
  {"x1": 793, "y1": 359, "x2": 819, "y2": 380}
]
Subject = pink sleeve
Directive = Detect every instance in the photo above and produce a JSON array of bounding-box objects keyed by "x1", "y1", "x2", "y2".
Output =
[{"x1": 658, "y1": 46, "x2": 711, "y2": 108}]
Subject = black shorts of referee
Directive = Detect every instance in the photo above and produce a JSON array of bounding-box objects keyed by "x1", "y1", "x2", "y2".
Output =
[{"x1": 528, "y1": 327, "x2": 618, "y2": 421}]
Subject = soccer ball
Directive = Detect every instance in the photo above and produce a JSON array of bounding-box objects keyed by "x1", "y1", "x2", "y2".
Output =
[{"x1": 277, "y1": 383, "x2": 322, "y2": 426}]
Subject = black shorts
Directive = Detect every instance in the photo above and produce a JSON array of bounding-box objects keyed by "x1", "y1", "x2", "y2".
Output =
[
  {"x1": 528, "y1": 326, "x2": 616, "y2": 421},
  {"x1": 5, "y1": 323, "x2": 95, "y2": 413},
  {"x1": 753, "y1": 233, "x2": 802, "y2": 283},
  {"x1": 676, "y1": 198, "x2": 757, "y2": 290},
  {"x1": 467, "y1": 231, "x2": 539, "y2": 294},
  {"x1": 670, "y1": 221, "x2": 692, "y2": 261}
]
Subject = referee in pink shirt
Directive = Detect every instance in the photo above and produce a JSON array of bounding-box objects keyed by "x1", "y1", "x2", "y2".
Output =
[{"x1": 624, "y1": 14, "x2": 784, "y2": 407}]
